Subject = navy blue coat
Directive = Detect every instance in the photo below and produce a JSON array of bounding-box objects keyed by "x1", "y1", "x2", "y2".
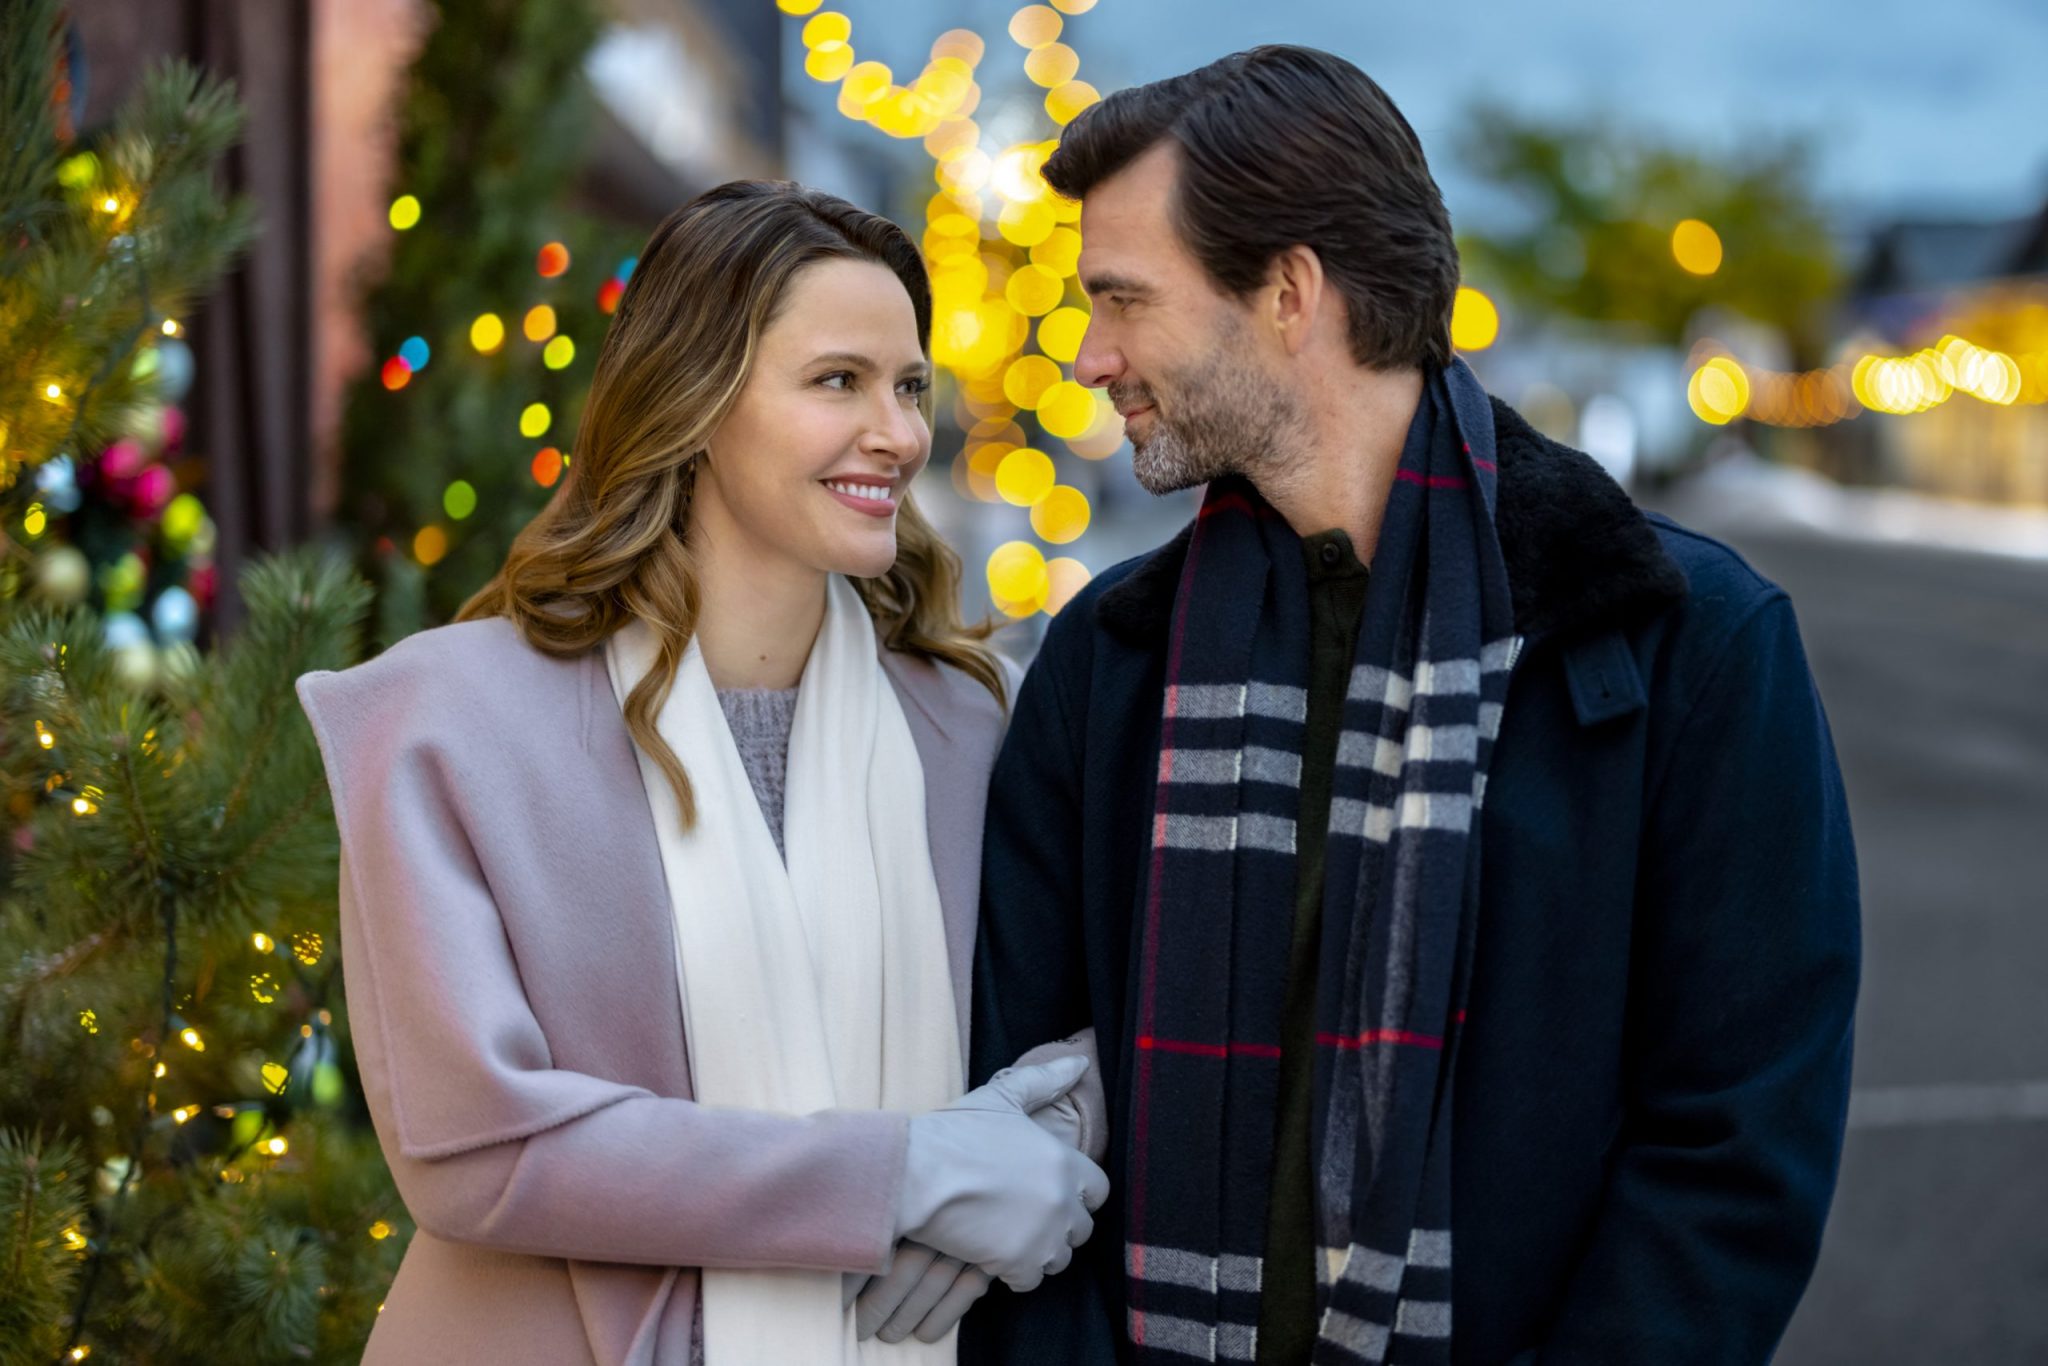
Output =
[{"x1": 965, "y1": 398, "x2": 1860, "y2": 1365}]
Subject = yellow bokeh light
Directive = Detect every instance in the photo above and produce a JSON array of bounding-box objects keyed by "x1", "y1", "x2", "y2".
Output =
[
  {"x1": 1451, "y1": 287, "x2": 1500, "y2": 352},
  {"x1": 776, "y1": 0, "x2": 822, "y2": 13},
  {"x1": 1687, "y1": 356, "x2": 1751, "y2": 424},
  {"x1": 938, "y1": 148, "x2": 993, "y2": 196},
  {"x1": 1030, "y1": 485, "x2": 1091, "y2": 543},
  {"x1": 931, "y1": 29, "x2": 985, "y2": 65},
  {"x1": 988, "y1": 540, "x2": 1050, "y2": 610},
  {"x1": 1030, "y1": 226, "x2": 1084, "y2": 277},
  {"x1": 1009, "y1": 5, "x2": 1063, "y2": 48},
  {"x1": 916, "y1": 58, "x2": 975, "y2": 114},
  {"x1": 801, "y1": 11, "x2": 850, "y2": 46},
  {"x1": 544, "y1": 335, "x2": 576, "y2": 370},
  {"x1": 1046, "y1": 79, "x2": 1101, "y2": 126},
  {"x1": 1004, "y1": 354, "x2": 1063, "y2": 408},
  {"x1": 998, "y1": 199, "x2": 1057, "y2": 247},
  {"x1": 1051, "y1": 0, "x2": 1098, "y2": 10},
  {"x1": 1044, "y1": 556, "x2": 1092, "y2": 614},
  {"x1": 265, "y1": 1136, "x2": 288, "y2": 1157},
  {"x1": 1038, "y1": 307, "x2": 1090, "y2": 363},
  {"x1": 1067, "y1": 395, "x2": 1125, "y2": 459},
  {"x1": 805, "y1": 42, "x2": 854, "y2": 82},
  {"x1": 252, "y1": 932, "x2": 274, "y2": 953},
  {"x1": 1036, "y1": 379, "x2": 1098, "y2": 438},
  {"x1": 996, "y1": 447, "x2": 1057, "y2": 506},
  {"x1": 925, "y1": 119, "x2": 979, "y2": 162},
  {"x1": 388, "y1": 194, "x2": 421, "y2": 231},
  {"x1": 1024, "y1": 42, "x2": 1080, "y2": 88},
  {"x1": 1005, "y1": 264, "x2": 1067, "y2": 317},
  {"x1": 414, "y1": 526, "x2": 449, "y2": 565},
  {"x1": 520, "y1": 403, "x2": 552, "y2": 438},
  {"x1": 1672, "y1": 219, "x2": 1724, "y2": 276},
  {"x1": 991, "y1": 144, "x2": 1051, "y2": 203},
  {"x1": 842, "y1": 61, "x2": 894, "y2": 107},
  {"x1": 523, "y1": 305, "x2": 557, "y2": 342},
  {"x1": 469, "y1": 313, "x2": 505, "y2": 354}
]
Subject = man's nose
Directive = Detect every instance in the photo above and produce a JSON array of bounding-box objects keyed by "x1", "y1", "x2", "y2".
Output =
[{"x1": 1074, "y1": 322, "x2": 1122, "y2": 391}]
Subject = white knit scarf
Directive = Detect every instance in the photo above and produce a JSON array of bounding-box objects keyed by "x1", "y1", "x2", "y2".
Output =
[{"x1": 605, "y1": 574, "x2": 962, "y2": 1365}]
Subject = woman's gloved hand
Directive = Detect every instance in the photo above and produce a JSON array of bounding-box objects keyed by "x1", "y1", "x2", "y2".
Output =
[{"x1": 892, "y1": 1056, "x2": 1110, "y2": 1293}]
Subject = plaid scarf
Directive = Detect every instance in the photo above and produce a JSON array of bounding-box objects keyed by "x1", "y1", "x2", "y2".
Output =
[{"x1": 1125, "y1": 359, "x2": 1521, "y2": 1365}]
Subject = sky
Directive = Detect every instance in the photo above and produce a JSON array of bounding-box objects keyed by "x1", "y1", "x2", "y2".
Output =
[{"x1": 785, "y1": 0, "x2": 2048, "y2": 228}]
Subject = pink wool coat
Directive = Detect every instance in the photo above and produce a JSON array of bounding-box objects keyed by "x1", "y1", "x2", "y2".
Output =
[{"x1": 296, "y1": 616, "x2": 1010, "y2": 1365}]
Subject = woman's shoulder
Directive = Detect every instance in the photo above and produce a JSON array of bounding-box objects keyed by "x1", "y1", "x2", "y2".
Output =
[
  {"x1": 881, "y1": 645, "x2": 1016, "y2": 744},
  {"x1": 296, "y1": 616, "x2": 586, "y2": 746}
]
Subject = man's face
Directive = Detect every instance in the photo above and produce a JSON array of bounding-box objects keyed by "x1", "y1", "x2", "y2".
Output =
[{"x1": 1073, "y1": 141, "x2": 1303, "y2": 494}]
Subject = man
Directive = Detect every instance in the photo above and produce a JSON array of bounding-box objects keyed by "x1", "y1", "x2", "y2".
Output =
[{"x1": 965, "y1": 45, "x2": 1860, "y2": 1366}]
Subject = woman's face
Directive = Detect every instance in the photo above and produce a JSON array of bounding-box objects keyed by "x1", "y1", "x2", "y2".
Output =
[{"x1": 693, "y1": 258, "x2": 933, "y2": 582}]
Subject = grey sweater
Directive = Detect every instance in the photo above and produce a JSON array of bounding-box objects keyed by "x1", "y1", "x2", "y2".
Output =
[{"x1": 716, "y1": 686, "x2": 798, "y2": 860}]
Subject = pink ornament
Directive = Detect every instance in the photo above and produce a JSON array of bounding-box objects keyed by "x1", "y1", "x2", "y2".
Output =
[
  {"x1": 160, "y1": 406, "x2": 187, "y2": 450},
  {"x1": 101, "y1": 439, "x2": 146, "y2": 479},
  {"x1": 190, "y1": 564, "x2": 218, "y2": 606},
  {"x1": 134, "y1": 465, "x2": 175, "y2": 514}
]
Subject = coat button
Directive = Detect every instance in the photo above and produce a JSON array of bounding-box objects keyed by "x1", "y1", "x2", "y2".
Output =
[{"x1": 1319, "y1": 541, "x2": 1342, "y2": 567}]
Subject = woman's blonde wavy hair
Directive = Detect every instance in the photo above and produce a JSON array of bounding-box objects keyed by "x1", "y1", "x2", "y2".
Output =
[{"x1": 458, "y1": 180, "x2": 1003, "y2": 827}]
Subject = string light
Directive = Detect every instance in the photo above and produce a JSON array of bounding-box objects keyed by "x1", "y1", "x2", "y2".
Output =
[
  {"x1": 1451, "y1": 287, "x2": 1500, "y2": 352},
  {"x1": 531, "y1": 446, "x2": 564, "y2": 488},
  {"x1": 388, "y1": 194, "x2": 422, "y2": 231},
  {"x1": 1672, "y1": 219, "x2": 1723, "y2": 276},
  {"x1": 774, "y1": 1, "x2": 1122, "y2": 614},
  {"x1": 469, "y1": 313, "x2": 506, "y2": 354}
]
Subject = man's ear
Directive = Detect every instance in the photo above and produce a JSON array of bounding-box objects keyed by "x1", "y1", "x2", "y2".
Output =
[{"x1": 1265, "y1": 244, "x2": 1328, "y2": 358}]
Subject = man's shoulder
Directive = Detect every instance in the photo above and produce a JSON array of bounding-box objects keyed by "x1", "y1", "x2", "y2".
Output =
[
  {"x1": 1641, "y1": 511, "x2": 1791, "y2": 641},
  {"x1": 1032, "y1": 522, "x2": 1193, "y2": 669}
]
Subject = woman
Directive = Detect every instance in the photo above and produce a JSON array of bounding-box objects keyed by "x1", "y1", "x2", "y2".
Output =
[{"x1": 297, "y1": 182, "x2": 1107, "y2": 1365}]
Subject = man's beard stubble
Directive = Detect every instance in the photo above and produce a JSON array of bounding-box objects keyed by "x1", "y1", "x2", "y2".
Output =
[{"x1": 1111, "y1": 317, "x2": 1306, "y2": 496}]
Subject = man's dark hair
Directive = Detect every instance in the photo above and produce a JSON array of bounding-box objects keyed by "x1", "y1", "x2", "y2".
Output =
[{"x1": 1043, "y1": 45, "x2": 1458, "y2": 371}]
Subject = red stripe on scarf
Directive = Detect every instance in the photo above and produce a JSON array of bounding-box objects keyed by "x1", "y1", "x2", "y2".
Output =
[
  {"x1": 1318, "y1": 1028, "x2": 1445, "y2": 1050},
  {"x1": 1138, "y1": 1035, "x2": 1285, "y2": 1059}
]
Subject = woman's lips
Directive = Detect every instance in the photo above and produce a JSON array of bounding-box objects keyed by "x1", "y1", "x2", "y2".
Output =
[{"x1": 821, "y1": 478, "x2": 897, "y2": 517}]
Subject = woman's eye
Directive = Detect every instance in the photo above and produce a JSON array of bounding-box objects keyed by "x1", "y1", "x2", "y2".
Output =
[
  {"x1": 898, "y1": 377, "x2": 931, "y2": 398},
  {"x1": 818, "y1": 371, "x2": 854, "y2": 391}
]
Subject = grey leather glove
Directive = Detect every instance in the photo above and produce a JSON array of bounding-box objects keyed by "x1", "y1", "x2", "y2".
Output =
[
  {"x1": 893, "y1": 1056, "x2": 1110, "y2": 1293},
  {"x1": 849, "y1": 1240, "x2": 992, "y2": 1343}
]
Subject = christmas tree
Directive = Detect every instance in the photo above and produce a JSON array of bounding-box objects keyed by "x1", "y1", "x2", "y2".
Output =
[
  {"x1": 2, "y1": 4, "x2": 398, "y2": 1359},
  {"x1": 1, "y1": 0, "x2": 255, "y2": 663},
  {"x1": 335, "y1": 0, "x2": 640, "y2": 642}
]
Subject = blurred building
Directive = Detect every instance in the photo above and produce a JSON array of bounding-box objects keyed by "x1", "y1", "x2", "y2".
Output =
[
  {"x1": 1839, "y1": 200, "x2": 2048, "y2": 506},
  {"x1": 70, "y1": 0, "x2": 783, "y2": 625}
]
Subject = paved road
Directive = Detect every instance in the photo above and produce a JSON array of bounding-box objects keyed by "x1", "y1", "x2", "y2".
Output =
[{"x1": 1684, "y1": 528, "x2": 2048, "y2": 1365}]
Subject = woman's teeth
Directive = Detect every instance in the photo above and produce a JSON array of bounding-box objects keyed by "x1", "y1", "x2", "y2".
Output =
[{"x1": 826, "y1": 481, "x2": 891, "y2": 502}]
